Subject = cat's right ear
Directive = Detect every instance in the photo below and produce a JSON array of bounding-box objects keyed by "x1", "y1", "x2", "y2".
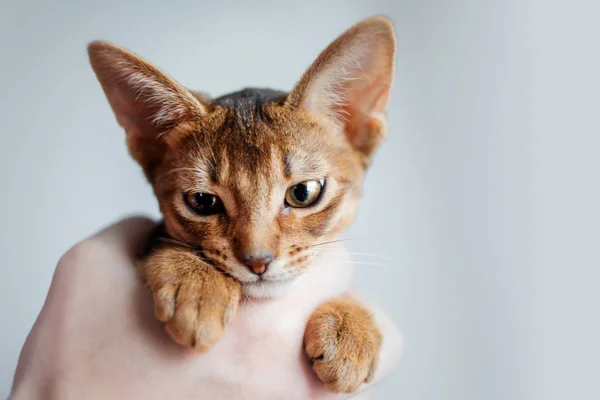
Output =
[{"x1": 88, "y1": 41, "x2": 207, "y2": 179}]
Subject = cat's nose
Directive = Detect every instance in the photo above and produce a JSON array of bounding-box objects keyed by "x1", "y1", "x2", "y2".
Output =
[{"x1": 241, "y1": 252, "x2": 273, "y2": 276}]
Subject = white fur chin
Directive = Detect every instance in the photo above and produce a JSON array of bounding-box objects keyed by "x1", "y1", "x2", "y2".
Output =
[{"x1": 242, "y1": 280, "x2": 294, "y2": 299}]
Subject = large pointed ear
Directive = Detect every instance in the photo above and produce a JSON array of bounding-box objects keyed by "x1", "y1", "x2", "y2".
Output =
[
  {"x1": 87, "y1": 41, "x2": 207, "y2": 179},
  {"x1": 285, "y1": 17, "x2": 396, "y2": 165}
]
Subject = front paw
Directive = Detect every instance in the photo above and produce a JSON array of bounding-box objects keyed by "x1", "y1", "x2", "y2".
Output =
[
  {"x1": 142, "y1": 249, "x2": 242, "y2": 352},
  {"x1": 304, "y1": 298, "x2": 382, "y2": 393}
]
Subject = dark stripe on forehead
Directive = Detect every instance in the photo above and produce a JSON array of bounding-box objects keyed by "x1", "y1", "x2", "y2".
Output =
[
  {"x1": 283, "y1": 154, "x2": 292, "y2": 179},
  {"x1": 301, "y1": 191, "x2": 345, "y2": 237},
  {"x1": 213, "y1": 88, "x2": 287, "y2": 107},
  {"x1": 208, "y1": 158, "x2": 219, "y2": 184},
  {"x1": 214, "y1": 88, "x2": 283, "y2": 134},
  {"x1": 283, "y1": 148, "x2": 330, "y2": 178}
]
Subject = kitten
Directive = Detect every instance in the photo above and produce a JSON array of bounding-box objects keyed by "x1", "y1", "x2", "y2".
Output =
[{"x1": 88, "y1": 16, "x2": 395, "y2": 394}]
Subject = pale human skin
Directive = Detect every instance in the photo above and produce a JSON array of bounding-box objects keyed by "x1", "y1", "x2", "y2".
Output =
[{"x1": 10, "y1": 217, "x2": 403, "y2": 400}]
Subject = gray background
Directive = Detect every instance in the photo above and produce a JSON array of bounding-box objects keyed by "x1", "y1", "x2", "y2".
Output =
[{"x1": 1, "y1": 0, "x2": 598, "y2": 399}]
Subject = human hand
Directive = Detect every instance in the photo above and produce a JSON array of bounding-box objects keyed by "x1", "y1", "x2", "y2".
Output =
[{"x1": 10, "y1": 217, "x2": 402, "y2": 400}]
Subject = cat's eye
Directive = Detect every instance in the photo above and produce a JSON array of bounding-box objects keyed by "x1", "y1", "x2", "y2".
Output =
[
  {"x1": 184, "y1": 192, "x2": 224, "y2": 216},
  {"x1": 285, "y1": 179, "x2": 325, "y2": 208}
]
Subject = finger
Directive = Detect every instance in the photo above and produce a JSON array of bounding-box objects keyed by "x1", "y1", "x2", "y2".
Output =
[{"x1": 92, "y1": 215, "x2": 156, "y2": 259}]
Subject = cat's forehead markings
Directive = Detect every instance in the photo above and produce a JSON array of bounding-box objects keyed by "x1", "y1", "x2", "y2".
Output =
[
  {"x1": 283, "y1": 154, "x2": 292, "y2": 179},
  {"x1": 188, "y1": 151, "x2": 216, "y2": 187},
  {"x1": 207, "y1": 157, "x2": 218, "y2": 184},
  {"x1": 230, "y1": 168, "x2": 274, "y2": 220},
  {"x1": 284, "y1": 149, "x2": 329, "y2": 179}
]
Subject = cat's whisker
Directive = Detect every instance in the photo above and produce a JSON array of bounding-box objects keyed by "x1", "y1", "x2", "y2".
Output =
[
  {"x1": 157, "y1": 237, "x2": 193, "y2": 252},
  {"x1": 242, "y1": 294, "x2": 259, "y2": 310},
  {"x1": 347, "y1": 261, "x2": 396, "y2": 270},
  {"x1": 156, "y1": 237, "x2": 219, "y2": 264},
  {"x1": 157, "y1": 237, "x2": 195, "y2": 249},
  {"x1": 309, "y1": 237, "x2": 364, "y2": 249},
  {"x1": 240, "y1": 294, "x2": 278, "y2": 332},
  {"x1": 156, "y1": 167, "x2": 202, "y2": 181}
]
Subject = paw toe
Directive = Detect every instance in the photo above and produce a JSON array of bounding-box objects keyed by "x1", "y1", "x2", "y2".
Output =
[
  {"x1": 153, "y1": 285, "x2": 177, "y2": 322},
  {"x1": 313, "y1": 358, "x2": 369, "y2": 393},
  {"x1": 192, "y1": 317, "x2": 224, "y2": 352}
]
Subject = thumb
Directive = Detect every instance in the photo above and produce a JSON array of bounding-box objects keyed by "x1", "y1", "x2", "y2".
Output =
[{"x1": 91, "y1": 215, "x2": 157, "y2": 259}]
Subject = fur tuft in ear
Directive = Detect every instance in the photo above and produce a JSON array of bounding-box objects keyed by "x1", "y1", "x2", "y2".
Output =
[
  {"x1": 285, "y1": 16, "x2": 396, "y2": 165},
  {"x1": 88, "y1": 41, "x2": 207, "y2": 179}
]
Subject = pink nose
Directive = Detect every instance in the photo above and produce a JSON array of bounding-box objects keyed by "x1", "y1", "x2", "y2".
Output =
[{"x1": 242, "y1": 254, "x2": 273, "y2": 276}]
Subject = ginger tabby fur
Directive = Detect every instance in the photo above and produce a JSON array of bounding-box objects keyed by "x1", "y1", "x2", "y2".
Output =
[{"x1": 88, "y1": 16, "x2": 395, "y2": 394}]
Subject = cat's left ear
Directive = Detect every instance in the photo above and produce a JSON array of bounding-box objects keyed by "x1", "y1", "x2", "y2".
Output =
[{"x1": 286, "y1": 16, "x2": 396, "y2": 165}]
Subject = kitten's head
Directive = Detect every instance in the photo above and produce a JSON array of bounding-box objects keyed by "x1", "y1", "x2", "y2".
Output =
[{"x1": 88, "y1": 17, "x2": 395, "y2": 298}]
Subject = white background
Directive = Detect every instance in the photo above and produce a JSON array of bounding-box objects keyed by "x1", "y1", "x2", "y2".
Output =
[{"x1": 1, "y1": 0, "x2": 598, "y2": 399}]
